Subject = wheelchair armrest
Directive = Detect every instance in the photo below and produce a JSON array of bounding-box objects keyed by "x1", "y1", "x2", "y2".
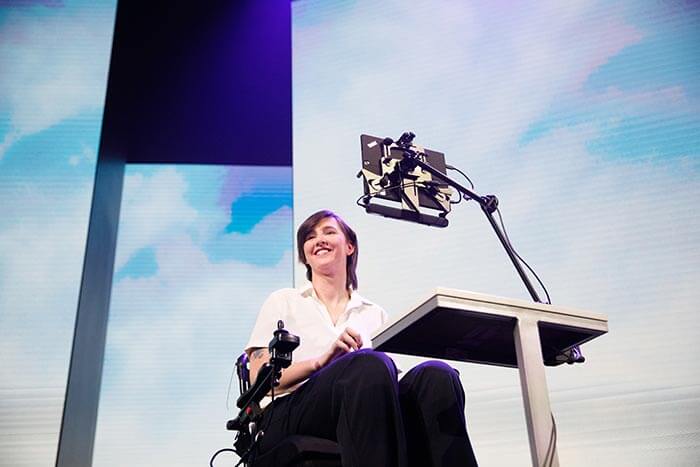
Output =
[{"x1": 236, "y1": 352, "x2": 251, "y2": 394}]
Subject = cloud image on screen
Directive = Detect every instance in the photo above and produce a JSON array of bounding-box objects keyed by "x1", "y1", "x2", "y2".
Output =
[{"x1": 292, "y1": 1, "x2": 700, "y2": 465}]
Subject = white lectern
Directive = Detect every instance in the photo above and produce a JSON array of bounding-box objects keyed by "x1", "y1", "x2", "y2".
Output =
[{"x1": 372, "y1": 288, "x2": 609, "y2": 467}]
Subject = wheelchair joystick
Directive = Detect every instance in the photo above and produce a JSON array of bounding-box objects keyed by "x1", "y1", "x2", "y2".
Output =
[
  {"x1": 268, "y1": 320, "x2": 300, "y2": 384},
  {"x1": 223, "y1": 321, "x2": 300, "y2": 466}
]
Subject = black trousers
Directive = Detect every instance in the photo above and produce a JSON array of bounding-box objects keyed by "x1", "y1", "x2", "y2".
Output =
[{"x1": 257, "y1": 349, "x2": 478, "y2": 467}]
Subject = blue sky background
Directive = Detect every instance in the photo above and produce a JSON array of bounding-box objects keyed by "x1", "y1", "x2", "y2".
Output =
[
  {"x1": 292, "y1": 1, "x2": 699, "y2": 465},
  {"x1": 0, "y1": 2, "x2": 294, "y2": 466},
  {"x1": 0, "y1": 2, "x2": 117, "y2": 466},
  {"x1": 93, "y1": 165, "x2": 293, "y2": 467}
]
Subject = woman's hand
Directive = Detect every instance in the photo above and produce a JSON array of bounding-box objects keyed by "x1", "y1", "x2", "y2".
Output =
[
  {"x1": 316, "y1": 327, "x2": 363, "y2": 370},
  {"x1": 247, "y1": 327, "x2": 365, "y2": 392}
]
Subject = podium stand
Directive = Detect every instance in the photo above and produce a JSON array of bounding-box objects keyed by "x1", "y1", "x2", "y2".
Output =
[{"x1": 372, "y1": 288, "x2": 608, "y2": 467}]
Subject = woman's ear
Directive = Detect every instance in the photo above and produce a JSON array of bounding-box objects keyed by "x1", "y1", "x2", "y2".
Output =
[{"x1": 346, "y1": 242, "x2": 355, "y2": 256}]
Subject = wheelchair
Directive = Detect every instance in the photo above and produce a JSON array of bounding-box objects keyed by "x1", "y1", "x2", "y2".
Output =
[{"x1": 223, "y1": 322, "x2": 342, "y2": 467}]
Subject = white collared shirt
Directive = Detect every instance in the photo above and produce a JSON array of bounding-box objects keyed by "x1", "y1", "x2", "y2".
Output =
[{"x1": 245, "y1": 284, "x2": 389, "y2": 373}]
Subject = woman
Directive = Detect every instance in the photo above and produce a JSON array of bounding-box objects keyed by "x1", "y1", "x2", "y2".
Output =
[{"x1": 245, "y1": 210, "x2": 478, "y2": 467}]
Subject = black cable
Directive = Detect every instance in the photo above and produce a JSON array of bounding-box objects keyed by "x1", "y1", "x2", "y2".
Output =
[
  {"x1": 355, "y1": 192, "x2": 369, "y2": 208},
  {"x1": 445, "y1": 164, "x2": 475, "y2": 189},
  {"x1": 234, "y1": 374, "x2": 278, "y2": 467},
  {"x1": 543, "y1": 412, "x2": 557, "y2": 467},
  {"x1": 209, "y1": 448, "x2": 236, "y2": 467},
  {"x1": 362, "y1": 184, "x2": 450, "y2": 211},
  {"x1": 233, "y1": 445, "x2": 251, "y2": 467},
  {"x1": 355, "y1": 181, "x2": 423, "y2": 208},
  {"x1": 225, "y1": 360, "x2": 237, "y2": 411},
  {"x1": 449, "y1": 186, "x2": 463, "y2": 205},
  {"x1": 494, "y1": 206, "x2": 552, "y2": 304},
  {"x1": 360, "y1": 172, "x2": 550, "y2": 304},
  {"x1": 211, "y1": 361, "x2": 243, "y2": 466},
  {"x1": 258, "y1": 382, "x2": 276, "y2": 451},
  {"x1": 359, "y1": 165, "x2": 467, "y2": 208},
  {"x1": 496, "y1": 202, "x2": 586, "y2": 363}
]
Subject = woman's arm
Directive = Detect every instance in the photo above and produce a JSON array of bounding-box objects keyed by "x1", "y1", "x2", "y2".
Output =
[
  {"x1": 247, "y1": 347, "x2": 319, "y2": 393},
  {"x1": 247, "y1": 327, "x2": 363, "y2": 392}
]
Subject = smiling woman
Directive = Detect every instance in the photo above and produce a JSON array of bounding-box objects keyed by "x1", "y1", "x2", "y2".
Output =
[
  {"x1": 298, "y1": 210, "x2": 358, "y2": 291},
  {"x1": 243, "y1": 210, "x2": 479, "y2": 467}
]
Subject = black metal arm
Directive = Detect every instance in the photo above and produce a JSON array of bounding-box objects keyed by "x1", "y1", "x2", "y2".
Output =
[
  {"x1": 397, "y1": 147, "x2": 543, "y2": 304},
  {"x1": 225, "y1": 321, "x2": 301, "y2": 464},
  {"x1": 386, "y1": 135, "x2": 583, "y2": 364}
]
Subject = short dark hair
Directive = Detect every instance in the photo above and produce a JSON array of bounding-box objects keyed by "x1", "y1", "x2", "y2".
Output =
[{"x1": 296, "y1": 210, "x2": 359, "y2": 290}]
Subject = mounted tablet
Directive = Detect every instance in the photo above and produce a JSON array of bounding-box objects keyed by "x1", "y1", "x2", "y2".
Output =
[{"x1": 358, "y1": 133, "x2": 453, "y2": 227}]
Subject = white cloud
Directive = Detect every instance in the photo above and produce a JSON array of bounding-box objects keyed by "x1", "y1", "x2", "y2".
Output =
[
  {"x1": 0, "y1": 178, "x2": 95, "y2": 467},
  {"x1": 115, "y1": 168, "x2": 198, "y2": 271},
  {"x1": 0, "y1": 163, "x2": 295, "y2": 466},
  {"x1": 213, "y1": 204, "x2": 294, "y2": 263},
  {"x1": 94, "y1": 222, "x2": 295, "y2": 467},
  {"x1": 0, "y1": 3, "x2": 116, "y2": 159},
  {"x1": 0, "y1": 180, "x2": 94, "y2": 385},
  {"x1": 292, "y1": 1, "x2": 700, "y2": 465},
  {"x1": 67, "y1": 144, "x2": 97, "y2": 166},
  {"x1": 293, "y1": 0, "x2": 644, "y2": 166}
]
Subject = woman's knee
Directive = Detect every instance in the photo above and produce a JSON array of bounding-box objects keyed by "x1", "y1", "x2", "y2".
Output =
[
  {"x1": 413, "y1": 360, "x2": 460, "y2": 380},
  {"x1": 344, "y1": 349, "x2": 398, "y2": 380},
  {"x1": 400, "y1": 361, "x2": 467, "y2": 412},
  {"x1": 402, "y1": 360, "x2": 462, "y2": 392}
]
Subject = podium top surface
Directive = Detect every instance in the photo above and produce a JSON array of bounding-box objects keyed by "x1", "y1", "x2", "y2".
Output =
[{"x1": 372, "y1": 288, "x2": 608, "y2": 367}]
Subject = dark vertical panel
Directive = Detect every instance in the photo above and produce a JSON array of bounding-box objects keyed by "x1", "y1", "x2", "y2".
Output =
[
  {"x1": 55, "y1": 1, "x2": 128, "y2": 464},
  {"x1": 54, "y1": 154, "x2": 125, "y2": 467},
  {"x1": 110, "y1": 0, "x2": 292, "y2": 165},
  {"x1": 55, "y1": 1, "x2": 292, "y2": 465}
]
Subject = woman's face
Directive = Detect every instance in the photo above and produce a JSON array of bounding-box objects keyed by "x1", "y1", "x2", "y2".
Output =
[{"x1": 302, "y1": 216, "x2": 355, "y2": 277}]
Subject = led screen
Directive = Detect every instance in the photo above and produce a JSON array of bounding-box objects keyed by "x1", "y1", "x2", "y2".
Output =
[
  {"x1": 0, "y1": 2, "x2": 116, "y2": 466},
  {"x1": 292, "y1": 1, "x2": 700, "y2": 465},
  {"x1": 92, "y1": 164, "x2": 293, "y2": 467}
]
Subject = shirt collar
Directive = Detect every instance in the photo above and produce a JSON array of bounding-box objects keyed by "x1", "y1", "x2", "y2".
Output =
[
  {"x1": 297, "y1": 283, "x2": 373, "y2": 309},
  {"x1": 298, "y1": 283, "x2": 315, "y2": 298}
]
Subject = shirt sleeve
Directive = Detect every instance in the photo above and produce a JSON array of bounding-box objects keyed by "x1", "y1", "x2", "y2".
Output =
[
  {"x1": 244, "y1": 290, "x2": 287, "y2": 355},
  {"x1": 380, "y1": 307, "x2": 389, "y2": 327},
  {"x1": 363, "y1": 303, "x2": 389, "y2": 350}
]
